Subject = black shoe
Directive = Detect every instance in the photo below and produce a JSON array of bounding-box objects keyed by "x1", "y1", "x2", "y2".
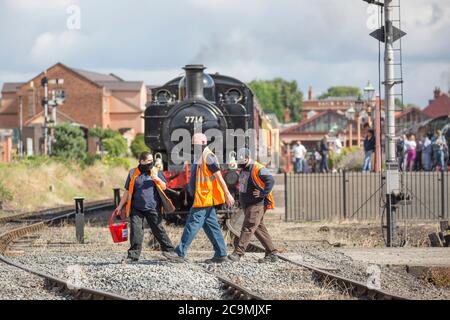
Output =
[
  {"x1": 227, "y1": 253, "x2": 242, "y2": 262},
  {"x1": 258, "y1": 253, "x2": 278, "y2": 263},
  {"x1": 121, "y1": 257, "x2": 139, "y2": 264},
  {"x1": 204, "y1": 256, "x2": 228, "y2": 264}
]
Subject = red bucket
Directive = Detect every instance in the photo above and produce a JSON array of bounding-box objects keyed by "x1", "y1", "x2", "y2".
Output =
[{"x1": 109, "y1": 210, "x2": 128, "y2": 243}]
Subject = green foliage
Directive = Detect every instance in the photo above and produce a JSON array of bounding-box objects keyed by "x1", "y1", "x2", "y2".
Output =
[
  {"x1": 88, "y1": 128, "x2": 118, "y2": 140},
  {"x1": 101, "y1": 156, "x2": 133, "y2": 170},
  {"x1": 81, "y1": 154, "x2": 102, "y2": 168},
  {"x1": 318, "y1": 86, "x2": 361, "y2": 100},
  {"x1": 130, "y1": 134, "x2": 150, "y2": 159},
  {"x1": 248, "y1": 78, "x2": 303, "y2": 123},
  {"x1": 52, "y1": 123, "x2": 87, "y2": 160},
  {"x1": 103, "y1": 135, "x2": 128, "y2": 157},
  {"x1": 329, "y1": 147, "x2": 364, "y2": 171},
  {"x1": 89, "y1": 128, "x2": 128, "y2": 157},
  {"x1": 0, "y1": 182, "x2": 13, "y2": 203}
]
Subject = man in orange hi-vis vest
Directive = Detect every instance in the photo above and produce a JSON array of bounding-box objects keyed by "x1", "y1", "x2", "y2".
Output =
[
  {"x1": 166, "y1": 133, "x2": 235, "y2": 264},
  {"x1": 228, "y1": 148, "x2": 278, "y2": 263},
  {"x1": 114, "y1": 152, "x2": 179, "y2": 264}
]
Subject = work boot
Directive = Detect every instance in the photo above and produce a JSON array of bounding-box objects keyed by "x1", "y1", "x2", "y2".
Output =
[
  {"x1": 162, "y1": 251, "x2": 184, "y2": 260},
  {"x1": 204, "y1": 256, "x2": 228, "y2": 264},
  {"x1": 163, "y1": 252, "x2": 186, "y2": 263},
  {"x1": 227, "y1": 252, "x2": 242, "y2": 262},
  {"x1": 121, "y1": 257, "x2": 139, "y2": 264},
  {"x1": 258, "y1": 253, "x2": 278, "y2": 263}
]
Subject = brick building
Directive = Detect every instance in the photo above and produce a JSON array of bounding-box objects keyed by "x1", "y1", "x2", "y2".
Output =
[
  {"x1": 0, "y1": 62, "x2": 148, "y2": 156},
  {"x1": 423, "y1": 87, "x2": 450, "y2": 119}
]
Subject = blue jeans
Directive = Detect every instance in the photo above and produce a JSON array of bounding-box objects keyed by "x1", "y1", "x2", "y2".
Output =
[
  {"x1": 363, "y1": 150, "x2": 373, "y2": 172},
  {"x1": 436, "y1": 150, "x2": 446, "y2": 171},
  {"x1": 294, "y1": 158, "x2": 304, "y2": 173},
  {"x1": 422, "y1": 151, "x2": 432, "y2": 171},
  {"x1": 175, "y1": 206, "x2": 227, "y2": 258},
  {"x1": 320, "y1": 154, "x2": 329, "y2": 173}
]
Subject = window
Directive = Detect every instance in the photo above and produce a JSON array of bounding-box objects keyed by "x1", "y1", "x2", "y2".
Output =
[{"x1": 53, "y1": 89, "x2": 66, "y2": 105}]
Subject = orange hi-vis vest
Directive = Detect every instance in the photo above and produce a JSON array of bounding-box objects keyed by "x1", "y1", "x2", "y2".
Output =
[
  {"x1": 250, "y1": 161, "x2": 275, "y2": 210},
  {"x1": 125, "y1": 167, "x2": 166, "y2": 217},
  {"x1": 193, "y1": 148, "x2": 225, "y2": 208}
]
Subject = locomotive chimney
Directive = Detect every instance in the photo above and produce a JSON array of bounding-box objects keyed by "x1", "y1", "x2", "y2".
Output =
[{"x1": 184, "y1": 64, "x2": 206, "y2": 100}]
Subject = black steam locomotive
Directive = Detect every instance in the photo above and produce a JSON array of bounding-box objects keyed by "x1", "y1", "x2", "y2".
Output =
[{"x1": 144, "y1": 65, "x2": 272, "y2": 219}]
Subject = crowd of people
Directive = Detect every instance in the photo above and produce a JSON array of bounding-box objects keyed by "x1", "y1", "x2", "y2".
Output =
[
  {"x1": 291, "y1": 128, "x2": 449, "y2": 174},
  {"x1": 397, "y1": 130, "x2": 449, "y2": 172}
]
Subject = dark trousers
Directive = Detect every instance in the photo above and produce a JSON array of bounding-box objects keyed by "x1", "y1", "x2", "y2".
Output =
[
  {"x1": 127, "y1": 208, "x2": 175, "y2": 260},
  {"x1": 235, "y1": 203, "x2": 277, "y2": 256}
]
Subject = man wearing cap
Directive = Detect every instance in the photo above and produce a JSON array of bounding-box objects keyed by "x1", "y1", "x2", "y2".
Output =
[
  {"x1": 228, "y1": 148, "x2": 278, "y2": 263},
  {"x1": 166, "y1": 133, "x2": 235, "y2": 264}
]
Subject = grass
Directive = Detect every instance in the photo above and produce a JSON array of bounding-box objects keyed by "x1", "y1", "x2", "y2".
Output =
[{"x1": 0, "y1": 157, "x2": 134, "y2": 213}]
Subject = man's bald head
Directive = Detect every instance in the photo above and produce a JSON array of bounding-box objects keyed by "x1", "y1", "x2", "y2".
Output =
[{"x1": 192, "y1": 133, "x2": 208, "y2": 145}]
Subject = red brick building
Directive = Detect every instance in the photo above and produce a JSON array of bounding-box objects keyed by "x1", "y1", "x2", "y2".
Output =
[
  {"x1": 423, "y1": 88, "x2": 450, "y2": 118},
  {"x1": 395, "y1": 106, "x2": 429, "y2": 133},
  {"x1": 0, "y1": 62, "x2": 148, "y2": 155}
]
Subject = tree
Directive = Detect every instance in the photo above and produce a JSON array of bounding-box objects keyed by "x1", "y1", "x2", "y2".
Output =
[
  {"x1": 89, "y1": 128, "x2": 128, "y2": 157},
  {"x1": 52, "y1": 123, "x2": 87, "y2": 160},
  {"x1": 318, "y1": 86, "x2": 361, "y2": 100},
  {"x1": 248, "y1": 78, "x2": 303, "y2": 123},
  {"x1": 130, "y1": 134, "x2": 150, "y2": 159}
]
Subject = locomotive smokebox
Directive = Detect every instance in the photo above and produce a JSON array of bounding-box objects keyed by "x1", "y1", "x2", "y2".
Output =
[{"x1": 183, "y1": 64, "x2": 206, "y2": 100}]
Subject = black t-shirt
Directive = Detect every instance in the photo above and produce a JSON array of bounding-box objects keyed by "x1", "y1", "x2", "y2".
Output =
[
  {"x1": 125, "y1": 170, "x2": 167, "y2": 211},
  {"x1": 239, "y1": 164, "x2": 274, "y2": 208}
]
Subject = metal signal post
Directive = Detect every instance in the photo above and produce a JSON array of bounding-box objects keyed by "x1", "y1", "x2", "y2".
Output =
[{"x1": 365, "y1": 0, "x2": 407, "y2": 246}]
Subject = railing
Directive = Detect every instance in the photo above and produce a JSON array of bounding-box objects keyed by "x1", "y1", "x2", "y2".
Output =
[{"x1": 285, "y1": 171, "x2": 449, "y2": 222}]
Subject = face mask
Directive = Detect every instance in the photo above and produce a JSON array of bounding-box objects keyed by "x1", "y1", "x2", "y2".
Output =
[
  {"x1": 238, "y1": 163, "x2": 247, "y2": 169},
  {"x1": 139, "y1": 162, "x2": 154, "y2": 173}
]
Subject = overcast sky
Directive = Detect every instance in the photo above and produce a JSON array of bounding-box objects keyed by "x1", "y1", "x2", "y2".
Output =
[{"x1": 0, "y1": 0, "x2": 449, "y2": 107}]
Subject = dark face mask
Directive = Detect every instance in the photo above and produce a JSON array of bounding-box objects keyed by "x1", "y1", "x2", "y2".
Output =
[{"x1": 138, "y1": 162, "x2": 154, "y2": 173}]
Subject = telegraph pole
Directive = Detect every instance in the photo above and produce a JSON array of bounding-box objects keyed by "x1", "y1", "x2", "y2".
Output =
[{"x1": 41, "y1": 74, "x2": 49, "y2": 156}]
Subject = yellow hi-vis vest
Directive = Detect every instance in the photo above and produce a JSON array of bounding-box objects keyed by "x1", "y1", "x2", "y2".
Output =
[
  {"x1": 125, "y1": 167, "x2": 170, "y2": 217},
  {"x1": 251, "y1": 161, "x2": 275, "y2": 210},
  {"x1": 192, "y1": 148, "x2": 225, "y2": 208}
]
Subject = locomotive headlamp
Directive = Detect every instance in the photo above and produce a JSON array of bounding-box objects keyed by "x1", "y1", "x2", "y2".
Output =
[{"x1": 156, "y1": 89, "x2": 172, "y2": 104}]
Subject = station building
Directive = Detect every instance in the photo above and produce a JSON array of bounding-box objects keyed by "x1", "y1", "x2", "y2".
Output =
[{"x1": 0, "y1": 62, "x2": 150, "y2": 157}]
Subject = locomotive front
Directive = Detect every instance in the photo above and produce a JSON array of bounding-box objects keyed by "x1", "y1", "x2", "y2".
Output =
[{"x1": 144, "y1": 64, "x2": 252, "y2": 220}]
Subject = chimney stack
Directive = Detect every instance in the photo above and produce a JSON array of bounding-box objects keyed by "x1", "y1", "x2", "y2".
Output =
[
  {"x1": 433, "y1": 87, "x2": 441, "y2": 100},
  {"x1": 183, "y1": 65, "x2": 206, "y2": 100},
  {"x1": 308, "y1": 86, "x2": 313, "y2": 101}
]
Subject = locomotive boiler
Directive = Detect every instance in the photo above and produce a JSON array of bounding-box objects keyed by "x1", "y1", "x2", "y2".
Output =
[{"x1": 144, "y1": 65, "x2": 277, "y2": 222}]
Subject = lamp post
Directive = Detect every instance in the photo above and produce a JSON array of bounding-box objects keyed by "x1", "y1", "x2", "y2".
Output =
[
  {"x1": 345, "y1": 107, "x2": 356, "y2": 147},
  {"x1": 364, "y1": 81, "x2": 375, "y2": 128},
  {"x1": 355, "y1": 96, "x2": 365, "y2": 147},
  {"x1": 364, "y1": 81, "x2": 381, "y2": 172}
]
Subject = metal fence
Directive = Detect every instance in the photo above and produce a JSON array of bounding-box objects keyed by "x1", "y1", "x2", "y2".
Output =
[{"x1": 285, "y1": 171, "x2": 449, "y2": 222}]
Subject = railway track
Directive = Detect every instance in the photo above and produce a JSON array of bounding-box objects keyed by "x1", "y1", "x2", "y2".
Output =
[
  {"x1": 0, "y1": 200, "x2": 132, "y2": 300},
  {"x1": 226, "y1": 211, "x2": 411, "y2": 301},
  {"x1": 0, "y1": 202, "x2": 263, "y2": 301}
]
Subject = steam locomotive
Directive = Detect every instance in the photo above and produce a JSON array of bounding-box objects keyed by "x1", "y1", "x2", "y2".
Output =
[{"x1": 144, "y1": 65, "x2": 278, "y2": 221}]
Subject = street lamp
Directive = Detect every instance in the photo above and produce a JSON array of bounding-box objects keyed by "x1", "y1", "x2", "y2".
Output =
[
  {"x1": 364, "y1": 81, "x2": 375, "y2": 102},
  {"x1": 345, "y1": 107, "x2": 356, "y2": 147}
]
